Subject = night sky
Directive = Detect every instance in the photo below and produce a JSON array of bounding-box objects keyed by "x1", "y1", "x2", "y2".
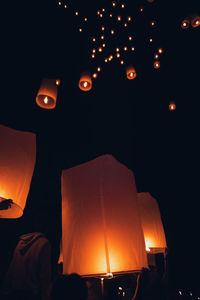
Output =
[{"x1": 1, "y1": 0, "x2": 200, "y2": 292}]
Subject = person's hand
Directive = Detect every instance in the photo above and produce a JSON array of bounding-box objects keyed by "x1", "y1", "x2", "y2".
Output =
[{"x1": 0, "y1": 198, "x2": 13, "y2": 210}]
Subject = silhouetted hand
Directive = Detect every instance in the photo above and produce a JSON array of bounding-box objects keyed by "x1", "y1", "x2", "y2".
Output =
[{"x1": 0, "y1": 198, "x2": 13, "y2": 210}]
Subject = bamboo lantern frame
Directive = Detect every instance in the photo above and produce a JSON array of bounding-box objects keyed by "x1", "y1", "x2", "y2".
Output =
[
  {"x1": 79, "y1": 73, "x2": 92, "y2": 91},
  {"x1": 36, "y1": 78, "x2": 58, "y2": 109},
  {"x1": 126, "y1": 66, "x2": 137, "y2": 80}
]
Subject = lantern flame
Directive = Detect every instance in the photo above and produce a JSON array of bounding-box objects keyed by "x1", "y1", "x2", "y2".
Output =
[
  {"x1": 44, "y1": 96, "x2": 48, "y2": 104},
  {"x1": 146, "y1": 247, "x2": 151, "y2": 252}
]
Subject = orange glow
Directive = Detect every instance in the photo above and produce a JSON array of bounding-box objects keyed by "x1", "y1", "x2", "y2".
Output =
[
  {"x1": 97, "y1": 10, "x2": 100, "y2": 15},
  {"x1": 92, "y1": 38, "x2": 96, "y2": 42},
  {"x1": 79, "y1": 73, "x2": 92, "y2": 91},
  {"x1": 105, "y1": 58, "x2": 108, "y2": 62},
  {"x1": 79, "y1": 28, "x2": 82, "y2": 32},
  {"x1": 84, "y1": 18, "x2": 87, "y2": 22},
  {"x1": 101, "y1": 26, "x2": 105, "y2": 31},
  {"x1": 129, "y1": 36, "x2": 132, "y2": 40},
  {"x1": 97, "y1": 67, "x2": 101, "y2": 72},
  {"x1": 127, "y1": 16, "x2": 131, "y2": 21},
  {"x1": 98, "y1": 47, "x2": 103, "y2": 52},
  {"x1": 181, "y1": 19, "x2": 190, "y2": 29},
  {"x1": 0, "y1": 125, "x2": 36, "y2": 219},
  {"x1": 91, "y1": 54, "x2": 95, "y2": 58},
  {"x1": 126, "y1": 66, "x2": 136, "y2": 80},
  {"x1": 151, "y1": 21, "x2": 155, "y2": 26},
  {"x1": 169, "y1": 102, "x2": 176, "y2": 111},
  {"x1": 191, "y1": 15, "x2": 200, "y2": 28},
  {"x1": 121, "y1": 4, "x2": 125, "y2": 8},
  {"x1": 75, "y1": 11, "x2": 78, "y2": 16},
  {"x1": 56, "y1": 79, "x2": 60, "y2": 86},
  {"x1": 137, "y1": 193, "x2": 167, "y2": 254},
  {"x1": 149, "y1": 38, "x2": 153, "y2": 42},
  {"x1": 111, "y1": 29, "x2": 115, "y2": 34},
  {"x1": 117, "y1": 16, "x2": 121, "y2": 21},
  {"x1": 36, "y1": 78, "x2": 58, "y2": 109},
  {"x1": 101, "y1": 35, "x2": 104, "y2": 40},
  {"x1": 154, "y1": 53, "x2": 159, "y2": 59},
  {"x1": 112, "y1": 1, "x2": 116, "y2": 7},
  {"x1": 120, "y1": 60, "x2": 124, "y2": 65},
  {"x1": 61, "y1": 155, "x2": 148, "y2": 276},
  {"x1": 102, "y1": 43, "x2": 106, "y2": 47},
  {"x1": 58, "y1": 1, "x2": 61, "y2": 5},
  {"x1": 92, "y1": 49, "x2": 96, "y2": 53},
  {"x1": 158, "y1": 48, "x2": 163, "y2": 54},
  {"x1": 140, "y1": 7, "x2": 144, "y2": 12},
  {"x1": 116, "y1": 48, "x2": 120, "y2": 52},
  {"x1": 131, "y1": 46, "x2": 135, "y2": 51},
  {"x1": 102, "y1": 8, "x2": 105, "y2": 12},
  {"x1": 92, "y1": 73, "x2": 98, "y2": 79},
  {"x1": 154, "y1": 61, "x2": 160, "y2": 69},
  {"x1": 110, "y1": 14, "x2": 113, "y2": 18},
  {"x1": 116, "y1": 53, "x2": 120, "y2": 58},
  {"x1": 124, "y1": 23, "x2": 128, "y2": 27},
  {"x1": 124, "y1": 46, "x2": 127, "y2": 51},
  {"x1": 64, "y1": 4, "x2": 67, "y2": 8},
  {"x1": 100, "y1": 14, "x2": 103, "y2": 18}
]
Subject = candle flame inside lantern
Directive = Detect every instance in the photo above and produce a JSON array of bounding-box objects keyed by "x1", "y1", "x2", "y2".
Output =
[{"x1": 44, "y1": 96, "x2": 48, "y2": 104}]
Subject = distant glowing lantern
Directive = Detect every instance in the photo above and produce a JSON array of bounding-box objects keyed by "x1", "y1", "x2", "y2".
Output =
[
  {"x1": 191, "y1": 15, "x2": 200, "y2": 28},
  {"x1": 129, "y1": 36, "x2": 132, "y2": 41},
  {"x1": 140, "y1": 8, "x2": 144, "y2": 12},
  {"x1": 102, "y1": 8, "x2": 105, "y2": 12},
  {"x1": 112, "y1": 1, "x2": 116, "y2": 7},
  {"x1": 116, "y1": 53, "x2": 120, "y2": 58},
  {"x1": 149, "y1": 38, "x2": 153, "y2": 42},
  {"x1": 92, "y1": 73, "x2": 98, "y2": 79},
  {"x1": 64, "y1": 4, "x2": 67, "y2": 8},
  {"x1": 84, "y1": 18, "x2": 87, "y2": 22},
  {"x1": 154, "y1": 61, "x2": 160, "y2": 69},
  {"x1": 121, "y1": 4, "x2": 125, "y2": 8},
  {"x1": 101, "y1": 26, "x2": 105, "y2": 31},
  {"x1": 151, "y1": 21, "x2": 155, "y2": 26},
  {"x1": 158, "y1": 48, "x2": 163, "y2": 54},
  {"x1": 98, "y1": 47, "x2": 103, "y2": 52},
  {"x1": 110, "y1": 14, "x2": 113, "y2": 18},
  {"x1": 101, "y1": 35, "x2": 104, "y2": 40},
  {"x1": 61, "y1": 155, "x2": 148, "y2": 276},
  {"x1": 181, "y1": 19, "x2": 190, "y2": 29},
  {"x1": 75, "y1": 11, "x2": 78, "y2": 16},
  {"x1": 126, "y1": 66, "x2": 136, "y2": 80},
  {"x1": 92, "y1": 37, "x2": 96, "y2": 42},
  {"x1": 102, "y1": 43, "x2": 106, "y2": 47},
  {"x1": 97, "y1": 67, "x2": 101, "y2": 72},
  {"x1": 127, "y1": 16, "x2": 131, "y2": 21},
  {"x1": 79, "y1": 28, "x2": 82, "y2": 32},
  {"x1": 36, "y1": 78, "x2": 58, "y2": 109},
  {"x1": 154, "y1": 53, "x2": 159, "y2": 59},
  {"x1": 169, "y1": 102, "x2": 176, "y2": 111},
  {"x1": 117, "y1": 16, "x2": 121, "y2": 21},
  {"x1": 120, "y1": 60, "x2": 124, "y2": 65},
  {"x1": 124, "y1": 23, "x2": 128, "y2": 27},
  {"x1": 100, "y1": 14, "x2": 103, "y2": 18},
  {"x1": 97, "y1": 10, "x2": 100, "y2": 15},
  {"x1": 131, "y1": 46, "x2": 135, "y2": 51},
  {"x1": 124, "y1": 46, "x2": 128, "y2": 51},
  {"x1": 137, "y1": 192, "x2": 167, "y2": 254},
  {"x1": 111, "y1": 29, "x2": 115, "y2": 34},
  {"x1": 0, "y1": 125, "x2": 36, "y2": 219},
  {"x1": 56, "y1": 79, "x2": 60, "y2": 86},
  {"x1": 79, "y1": 73, "x2": 92, "y2": 91}
]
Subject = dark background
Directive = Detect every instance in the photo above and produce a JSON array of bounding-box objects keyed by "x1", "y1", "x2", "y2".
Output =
[{"x1": 1, "y1": 0, "x2": 200, "y2": 293}]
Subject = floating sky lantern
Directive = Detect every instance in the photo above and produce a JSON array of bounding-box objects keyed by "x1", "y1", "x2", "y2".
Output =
[
  {"x1": 191, "y1": 15, "x2": 200, "y2": 28},
  {"x1": 0, "y1": 125, "x2": 36, "y2": 219},
  {"x1": 181, "y1": 19, "x2": 190, "y2": 29},
  {"x1": 126, "y1": 66, "x2": 137, "y2": 80},
  {"x1": 36, "y1": 78, "x2": 58, "y2": 109},
  {"x1": 79, "y1": 73, "x2": 92, "y2": 91},
  {"x1": 137, "y1": 192, "x2": 167, "y2": 254},
  {"x1": 61, "y1": 155, "x2": 148, "y2": 276},
  {"x1": 154, "y1": 60, "x2": 160, "y2": 69},
  {"x1": 169, "y1": 102, "x2": 176, "y2": 111}
]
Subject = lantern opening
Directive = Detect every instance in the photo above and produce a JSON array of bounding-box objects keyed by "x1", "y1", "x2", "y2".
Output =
[
  {"x1": 79, "y1": 73, "x2": 92, "y2": 91},
  {"x1": 126, "y1": 66, "x2": 136, "y2": 80},
  {"x1": 37, "y1": 94, "x2": 55, "y2": 109}
]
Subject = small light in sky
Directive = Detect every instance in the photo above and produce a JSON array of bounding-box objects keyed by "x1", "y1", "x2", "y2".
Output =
[
  {"x1": 56, "y1": 79, "x2": 60, "y2": 86},
  {"x1": 102, "y1": 8, "x2": 105, "y2": 12},
  {"x1": 110, "y1": 14, "x2": 113, "y2": 18},
  {"x1": 178, "y1": 291, "x2": 182, "y2": 296},
  {"x1": 91, "y1": 54, "x2": 95, "y2": 58},
  {"x1": 97, "y1": 67, "x2": 101, "y2": 72},
  {"x1": 79, "y1": 28, "x2": 82, "y2": 32},
  {"x1": 101, "y1": 26, "x2": 105, "y2": 31},
  {"x1": 100, "y1": 14, "x2": 103, "y2": 18},
  {"x1": 101, "y1": 35, "x2": 104, "y2": 40},
  {"x1": 154, "y1": 53, "x2": 159, "y2": 59},
  {"x1": 64, "y1": 4, "x2": 67, "y2": 8},
  {"x1": 116, "y1": 53, "x2": 120, "y2": 58},
  {"x1": 84, "y1": 18, "x2": 87, "y2": 22},
  {"x1": 92, "y1": 49, "x2": 96, "y2": 53},
  {"x1": 127, "y1": 16, "x2": 131, "y2": 21},
  {"x1": 140, "y1": 7, "x2": 144, "y2": 12},
  {"x1": 158, "y1": 48, "x2": 163, "y2": 54},
  {"x1": 112, "y1": 2, "x2": 116, "y2": 7},
  {"x1": 151, "y1": 21, "x2": 155, "y2": 26},
  {"x1": 117, "y1": 16, "x2": 122, "y2": 21},
  {"x1": 83, "y1": 82, "x2": 88, "y2": 88},
  {"x1": 92, "y1": 37, "x2": 96, "y2": 42},
  {"x1": 105, "y1": 58, "x2": 108, "y2": 62},
  {"x1": 111, "y1": 29, "x2": 115, "y2": 34},
  {"x1": 121, "y1": 4, "x2": 125, "y2": 8},
  {"x1": 124, "y1": 46, "x2": 128, "y2": 51},
  {"x1": 131, "y1": 46, "x2": 135, "y2": 51},
  {"x1": 129, "y1": 36, "x2": 132, "y2": 40},
  {"x1": 98, "y1": 47, "x2": 103, "y2": 52},
  {"x1": 120, "y1": 60, "x2": 124, "y2": 64},
  {"x1": 124, "y1": 23, "x2": 128, "y2": 27},
  {"x1": 154, "y1": 61, "x2": 160, "y2": 69},
  {"x1": 102, "y1": 43, "x2": 106, "y2": 47},
  {"x1": 92, "y1": 73, "x2": 98, "y2": 79},
  {"x1": 97, "y1": 10, "x2": 100, "y2": 15},
  {"x1": 149, "y1": 38, "x2": 153, "y2": 42},
  {"x1": 58, "y1": 1, "x2": 62, "y2": 6},
  {"x1": 75, "y1": 11, "x2": 78, "y2": 16},
  {"x1": 116, "y1": 48, "x2": 120, "y2": 52}
]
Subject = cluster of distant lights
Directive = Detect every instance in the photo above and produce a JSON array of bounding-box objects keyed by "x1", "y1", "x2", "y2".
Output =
[
  {"x1": 181, "y1": 14, "x2": 200, "y2": 29},
  {"x1": 178, "y1": 290, "x2": 200, "y2": 299},
  {"x1": 56, "y1": 0, "x2": 176, "y2": 111}
]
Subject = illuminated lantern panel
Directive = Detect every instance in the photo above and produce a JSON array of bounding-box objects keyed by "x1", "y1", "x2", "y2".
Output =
[
  {"x1": 191, "y1": 15, "x2": 200, "y2": 28},
  {"x1": 137, "y1": 192, "x2": 167, "y2": 254},
  {"x1": 36, "y1": 78, "x2": 58, "y2": 109},
  {"x1": 0, "y1": 125, "x2": 36, "y2": 219},
  {"x1": 169, "y1": 102, "x2": 176, "y2": 111},
  {"x1": 79, "y1": 73, "x2": 92, "y2": 91},
  {"x1": 61, "y1": 155, "x2": 148, "y2": 276},
  {"x1": 126, "y1": 66, "x2": 137, "y2": 80},
  {"x1": 181, "y1": 19, "x2": 190, "y2": 29}
]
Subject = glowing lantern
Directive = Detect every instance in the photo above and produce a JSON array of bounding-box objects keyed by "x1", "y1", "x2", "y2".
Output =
[
  {"x1": 137, "y1": 192, "x2": 167, "y2": 254},
  {"x1": 181, "y1": 19, "x2": 190, "y2": 29},
  {"x1": 169, "y1": 102, "x2": 176, "y2": 111},
  {"x1": 154, "y1": 61, "x2": 160, "y2": 69},
  {"x1": 126, "y1": 66, "x2": 137, "y2": 80},
  {"x1": 158, "y1": 48, "x2": 163, "y2": 54},
  {"x1": 55, "y1": 79, "x2": 60, "y2": 86},
  {"x1": 0, "y1": 125, "x2": 36, "y2": 219},
  {"x1": 191, "y1": 15, "x2": 200, "y2": 28},
  {"x1": 127, "y1": 17, "x2": 131, "y2": 21},
  {"x1": 36, "y1": 78, "x2": 58, "y2": 109},
  {"x1": 61, "y1": 155, "x2": 148, "y2": 276},
  {"x1": 79, "y1": 73, "x2": 92, "y2": 91}
]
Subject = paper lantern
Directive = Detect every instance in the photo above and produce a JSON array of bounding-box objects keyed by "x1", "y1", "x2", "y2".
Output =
[
  {"x1": 137, "y1": 192, "x2": 167, "y2": 253},
  {"x1": 181, "y1": 19, "x2": 190, "y2": 29},
  {"x1": 61, "y1": 155, "x2": 148, "y2": 277},
  {"x1": 126, "y1": 66, "x2": 137, "y2": 80},
  {"x1": 169, "y1": 102, "x2": 176, "y2": 111},
  {"x1": 0, "y1": 125, "x2": 36, "y2": 219},
  {"x1": 191, "y1": 15, "x2": 200, "y2": 28},
  {"x1": 154, "y1": 61, "x2": 160, "y2": 69},
  {"x1": 36, "y1": 78, "x2": 58, "y2": 109},
  {"x1": 79, "y1": 73, "x2": 92, "y2": 91}
]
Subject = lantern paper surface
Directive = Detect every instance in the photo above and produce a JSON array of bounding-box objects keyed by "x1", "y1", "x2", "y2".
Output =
[
  {"x1": 0, "y1": 125, "x2": 36, "y2": 218},
  {"x1": 61, "y1": 155, "x2": 148, "y2": 276},
  {"x1": 137, "y1": 192, "x2": 167, "y2": 253},
  {"x1": 79, "y1": 73, "x2": 92, "y2": 91},
  {"x1": 36, "y1": 78, "x2": 58, "y2": 109}
]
